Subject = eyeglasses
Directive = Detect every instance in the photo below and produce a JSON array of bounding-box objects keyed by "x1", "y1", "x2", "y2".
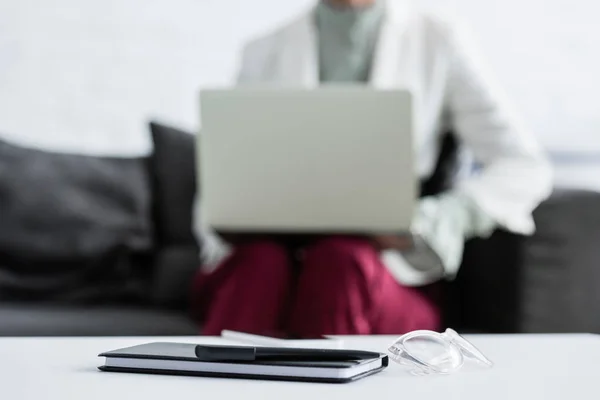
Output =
[{"x1": 387, "y1": 328, "x2": 493, "y2": 375}]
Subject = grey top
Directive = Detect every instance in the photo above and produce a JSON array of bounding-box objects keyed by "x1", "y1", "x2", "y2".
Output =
[{"x1": 315, "y1": 0, "x2": 385, "y2": 83}]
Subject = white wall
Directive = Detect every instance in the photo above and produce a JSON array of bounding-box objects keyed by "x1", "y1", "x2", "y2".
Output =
[{"x1": 0, "y1": 0, "x2": 598, "y2": 156}]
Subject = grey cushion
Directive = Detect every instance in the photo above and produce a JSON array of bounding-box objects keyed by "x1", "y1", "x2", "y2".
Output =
[
  {"x1": 0, "y1": 304, "x2": 198, "y2": 336},
  {"x1": 148, "y1": 122, "x2": 200, "y2": 309},
  {"x1": 149, "y1": 122, "x2": 197, "y2": 246},
  {"x1": 521, "y1": 189, "x2": 600, "y2": 333},
  {"x1": 0, "y1": 137, "x2": 154, "y2": 302}
]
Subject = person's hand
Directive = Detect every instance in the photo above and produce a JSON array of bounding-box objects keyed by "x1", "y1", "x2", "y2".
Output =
[
  {"x1": 407, "y1": 192, "x2": 497, "y2": 278},
  {"x1": 371, "y1": 234, "x2": 414, "y2": 251}
]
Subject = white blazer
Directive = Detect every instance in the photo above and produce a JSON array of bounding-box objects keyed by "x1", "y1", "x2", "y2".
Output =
[
  {"x1": 199, "y1": 0, "x2": 553, "y2": 285},
  {"x1": 237, "y1": 0, "x2": 552, "y2": 231}
]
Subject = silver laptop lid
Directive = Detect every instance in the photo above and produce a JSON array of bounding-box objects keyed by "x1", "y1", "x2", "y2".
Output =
[{"x1": 199, "y1": 87, "x2": 415, "y2": 233}]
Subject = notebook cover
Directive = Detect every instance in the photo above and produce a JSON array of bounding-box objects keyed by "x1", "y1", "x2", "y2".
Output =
[
  {"x1": 98, "y1": 342, "x2": 388, "y2": 384},
  {"x1": 98, "y1": 361, "x2": 387, "y2": 384}
]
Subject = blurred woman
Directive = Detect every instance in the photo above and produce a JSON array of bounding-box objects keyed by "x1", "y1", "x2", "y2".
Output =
[{"x1": 191, "y1": 0, "x2": 552, "y2": 337}]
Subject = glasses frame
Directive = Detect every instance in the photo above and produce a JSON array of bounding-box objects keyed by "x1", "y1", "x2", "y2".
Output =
[{"x1": 387, "y1": 328, "x2": 493, "y2": 375}]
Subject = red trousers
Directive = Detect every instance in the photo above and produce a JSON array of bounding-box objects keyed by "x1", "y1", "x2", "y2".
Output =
[{"x1": 191, "y1": 237, "x2": 441, "y2": 337}]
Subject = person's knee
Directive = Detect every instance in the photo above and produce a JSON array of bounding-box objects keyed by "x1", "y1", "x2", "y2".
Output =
[
  {"x1": 299, "y1": 236, "x2": 381, "y2": 307},
  {"x1": 304, "y1": 236, "x2": 377, "y2": 277},
  {"x1": 234, "y1": 240, "x2": 290, "y2": 277},
  {"x1": 291, "y1": 237, "x2": 378, "y2": 335}
]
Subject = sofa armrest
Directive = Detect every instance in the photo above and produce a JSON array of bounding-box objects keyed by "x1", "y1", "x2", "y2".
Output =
[
  {"x1": 520, "y1": 189, "x2": 600, "y2": 333},
  {"x1": 450, "y1": 189, "x2": 600, "y2": 334},
  {"x1": 151, "y1": 245, "x2": 200, "y2": 309}
]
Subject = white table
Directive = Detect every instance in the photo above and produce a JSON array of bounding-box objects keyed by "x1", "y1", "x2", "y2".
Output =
[{"x1": 1, "y1": 334, "x2": 597, "y2": 399}]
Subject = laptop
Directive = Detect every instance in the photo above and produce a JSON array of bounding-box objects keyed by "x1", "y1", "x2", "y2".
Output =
[{"x1": 199, "y1": 87, "x2": 415, "y2": 234}]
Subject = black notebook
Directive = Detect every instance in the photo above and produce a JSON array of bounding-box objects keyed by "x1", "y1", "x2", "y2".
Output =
[{"x1": 99, "y1": 342, "x2": 388, "y2": 383}]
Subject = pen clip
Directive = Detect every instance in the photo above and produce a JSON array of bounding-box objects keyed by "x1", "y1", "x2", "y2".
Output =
[{"x1": 195, "y1": 345, "x2": 257, "y2": 362}]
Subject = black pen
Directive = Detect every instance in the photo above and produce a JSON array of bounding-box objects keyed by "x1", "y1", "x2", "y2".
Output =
[{"x1": 195, "y1": 344, "x2": 379, "y2": 362}]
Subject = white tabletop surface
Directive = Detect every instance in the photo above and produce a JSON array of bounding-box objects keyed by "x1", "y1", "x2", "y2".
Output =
[{"x1": 1, "y1": 334, "x2": 598, "y2": 400}]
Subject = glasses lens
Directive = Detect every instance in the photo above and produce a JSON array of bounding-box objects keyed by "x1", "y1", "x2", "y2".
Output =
[
  {"x1": 443, "y1": 328, "x2": 493, "y2": 367},
  {"x1": 403, "y1": 335, "x2": 461, "y2": 372}
]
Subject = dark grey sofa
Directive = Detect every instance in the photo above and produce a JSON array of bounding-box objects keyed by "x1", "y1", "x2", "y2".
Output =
[
  {"x1": 1, "y1": 123, "x2": 599, "y2": 336},
  {"x1": 0, "y1": 123, "x2": 200, "y2": 336}
]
